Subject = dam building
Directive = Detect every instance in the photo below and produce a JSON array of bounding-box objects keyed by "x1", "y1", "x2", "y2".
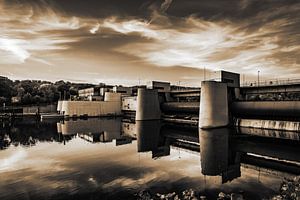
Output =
[{"x1": 57, "y1": 71, "x2": 300, "y2": 133}]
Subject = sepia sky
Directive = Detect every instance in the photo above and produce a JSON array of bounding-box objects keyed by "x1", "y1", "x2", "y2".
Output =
[{"x1": 0, "y1": 0, "x2": 299, "y2": 86}]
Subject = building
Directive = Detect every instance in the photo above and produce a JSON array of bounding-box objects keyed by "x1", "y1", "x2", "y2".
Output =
[
  {"x1": 11, "y1": 96, "x2": 21, "y2": 103},
  {"x1": 113, "y1": 86, "x2": 133, "y2": 96},
  {"x1": 148, "y1": 81, "x2": 171, "y2": 92}
]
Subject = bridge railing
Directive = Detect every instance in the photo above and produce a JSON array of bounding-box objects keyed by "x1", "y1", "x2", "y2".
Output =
[{"x1": 242, "y1": 78, "x2": 300, "y2": 87}]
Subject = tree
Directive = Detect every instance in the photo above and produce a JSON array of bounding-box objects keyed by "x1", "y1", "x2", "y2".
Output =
[{"x1": 22, "y1": 93, "x2": 32, "y2": 104}]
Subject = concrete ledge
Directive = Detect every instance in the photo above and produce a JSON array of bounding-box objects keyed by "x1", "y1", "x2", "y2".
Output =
[{"x1": 236, "y1": 118, "x2": 300, "y2": 132}]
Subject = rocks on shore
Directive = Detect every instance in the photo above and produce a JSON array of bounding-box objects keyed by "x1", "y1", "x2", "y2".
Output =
[
  {"x1": 136, "y1": 189, "x2": 244, "y2": 200},
  {"x1": 136, "y1": 176, "x2": 300, "y2": 200},
  {"x1": 271, "y1": 176, "x2": 300, "y2": 200}
]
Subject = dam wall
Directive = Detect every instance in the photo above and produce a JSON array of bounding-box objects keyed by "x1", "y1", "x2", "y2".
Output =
[
  {"x1": 121, "y1": 96, "x2": 137, "y2": 111},
  {"x1": 236, "y1": 118, "x2": 300, "y2": 132},
  {"x1": 59, "y1": 92, "x2": 121, "y2": 117},
  {"x1": 237, "y1": 127, "x2": 300, "y2": 140}
]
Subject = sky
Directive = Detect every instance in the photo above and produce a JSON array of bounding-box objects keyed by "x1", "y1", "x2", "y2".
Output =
[{"x1": 0, "y1": 0, "x2": 299, "y2": 86}]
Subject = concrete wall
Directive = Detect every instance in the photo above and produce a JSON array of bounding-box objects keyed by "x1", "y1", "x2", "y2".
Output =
[
  {"x1": 78, "y1": 87, "x2": 100, "y2": 97},
  {"x1": 59, "y1": 92, "x2": 121, "y2": 117},
  {"x1": 136, "y1": 88, "x2": 161, "y2": 120},
  {"x1": 60, "y1": 101, "x2": 121, "y2": 117},
  {"x1": 23, "y1": 104, "x2": 57, "y2": 114},
  {"x1": 104, "y1": 92, "x2": 121, "y2": 102},
  {"x1": 238, "y1": 127, "x2": 300, "y2": 140},
  {"x1": 113, "y1": 86, "x2": 133, "y2": 96},
  {"x1": 220, "y1": 70, "x2": 240, "y2": 88},
  {"x1": 149, "y1": 81, "x2": 171, "y2": 92},
  {"x1": 121, "y1": 96, "x2": 137, "y2": 111},
  {"x1": 236, "y1": 118, "x2": 300, "y2": 132},
  {"x1": 199, "y1": 81, "x2": 228, "y2": 129}
]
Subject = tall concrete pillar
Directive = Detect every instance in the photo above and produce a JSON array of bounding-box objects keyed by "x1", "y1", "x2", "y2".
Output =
[
  {"x1": 57, "y1": 100, "x2": 63, "y2": 114},
  {"x1": 136, "y1": 88, "x2": 161, "y2": 121},
  {"x1": 199, "y1": 81, "x2": 228, "y2": 129},
  {"x1": 104, "y1": 92, "x2": 121, "y2": 102}
]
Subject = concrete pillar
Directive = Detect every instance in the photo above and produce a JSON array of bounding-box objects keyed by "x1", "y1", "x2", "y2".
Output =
[
  {"x1": 104, "y1": 92, "x2": 121, "y2": 102},
  {"x1": 234, "y1": 88, "x2": 241, "y2": 100},
  {"x1": 199, "y1": 81, "x2": 228, "y2": 129},
  {"x1": 136, "y1": 88, "x2": 161, "y2": 121},
  {"x1": 57, "y1": 100, "x2": 63, "y2": 114}
]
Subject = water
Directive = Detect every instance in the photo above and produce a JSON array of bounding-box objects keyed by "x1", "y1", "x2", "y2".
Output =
[{"x1": 0, "y1": 118, "x2": 299, "y2": 200}]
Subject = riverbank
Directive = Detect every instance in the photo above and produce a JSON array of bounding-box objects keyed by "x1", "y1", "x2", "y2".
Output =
[{"x1": 136, "y1": 176, "x2": 300, "y2": 200}]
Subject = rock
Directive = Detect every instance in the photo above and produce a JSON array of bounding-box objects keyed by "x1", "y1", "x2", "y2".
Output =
[
  {"x1": 294, "y1": 176, "x2": 300, "y2": 183},
  {"x1": 271, "y1": 195, "x2": 283, "y2": 200},
  {"x1": 136, "y1": 190, "x2": 152, "y2": 200},
  {"x1": 218, "y1": 192, "x2": 230, "y2": 199},
  {"x1": 218, "y1": 192, "x2": 226, "y2": 198}
]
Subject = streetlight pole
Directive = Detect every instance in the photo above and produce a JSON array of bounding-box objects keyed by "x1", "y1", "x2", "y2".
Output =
[{"x1": 257, "y1": 70, "x2": 260, "y2": 87}]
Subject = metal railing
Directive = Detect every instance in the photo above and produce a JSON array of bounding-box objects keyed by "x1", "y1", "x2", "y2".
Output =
[{"x1": 242, "y1": 78, "x2": 300, "y2": 87}]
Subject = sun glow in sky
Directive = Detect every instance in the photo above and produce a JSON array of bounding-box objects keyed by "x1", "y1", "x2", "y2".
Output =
[{"x1": 0, "y1": 0, "x2": 299, "y2": 86}]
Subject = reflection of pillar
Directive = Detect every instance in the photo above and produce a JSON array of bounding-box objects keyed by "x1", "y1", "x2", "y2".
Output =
[
  {"x1": 136, "y1": 89, "x2": 161, "y2": 121},
  {"x1": 57, "y1": 122, "x2": 62, "y2": 134},
  {"x1": 199, "y1": 128, "x2": 229, "y2": 175},
  {"x1": 57, "y1": 101, "x2": 63, "y2": 114},
  {"x1": 101, "y1": 130, "x2": 121, "y2": 143},
  {"x1": 136, "y1": 120, "x2": 161, "y2": 152},
  {"x1": 199, "y1": 81, "x2": 228, "y2": 129}
]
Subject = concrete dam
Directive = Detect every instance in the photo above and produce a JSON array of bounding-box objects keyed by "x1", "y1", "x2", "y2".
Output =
[{"x1": 56, "y1": 71, "x2": 300, "y2": 133}]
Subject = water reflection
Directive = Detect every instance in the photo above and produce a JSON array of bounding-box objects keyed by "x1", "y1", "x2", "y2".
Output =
[
  {"x1": 237, "y1": 126, "x2": 300, "y2": 140},
  {"x1": 136, "y1": 121, "x2": 170, "y2": 159},
  {"x1": 0, "y1": 118, "x2": 299, "y2": 199},
  {"x1": 199, "y1": 128, "x2": 241, "y2": 183}
]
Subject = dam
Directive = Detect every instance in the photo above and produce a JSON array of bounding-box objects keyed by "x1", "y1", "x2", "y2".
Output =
[
  {"x1": 1, "y1": 70, "x2": 296, "y2": 199},
  {"x1": 54, "y1": 70, "x2": 300, "y2": 133}
]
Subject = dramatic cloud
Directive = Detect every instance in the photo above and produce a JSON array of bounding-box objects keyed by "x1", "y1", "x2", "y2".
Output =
[
  {"x1": 100, "y1": 3, "x2": 299, "y2": 77},
  {"x1": 0, "y1": 0, "x2": 299, "y2": 85},
  {"x1": 0, "y1": 0, "x2": 96, "y2": 65}
]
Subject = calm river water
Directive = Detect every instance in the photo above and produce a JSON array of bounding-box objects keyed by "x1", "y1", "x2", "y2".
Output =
[{"x1": 0, "y1": 118, "x2": 299, "y2": 200}]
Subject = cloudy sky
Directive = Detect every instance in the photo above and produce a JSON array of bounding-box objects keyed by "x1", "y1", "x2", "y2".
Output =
[{"x1": 0, "y1": 0, "x2": 299, "y2": 86}]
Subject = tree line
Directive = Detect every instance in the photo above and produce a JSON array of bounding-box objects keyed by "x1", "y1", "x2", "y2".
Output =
[{"x1": 0, "y1": 77, "x2": 94, "y2": 106}]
